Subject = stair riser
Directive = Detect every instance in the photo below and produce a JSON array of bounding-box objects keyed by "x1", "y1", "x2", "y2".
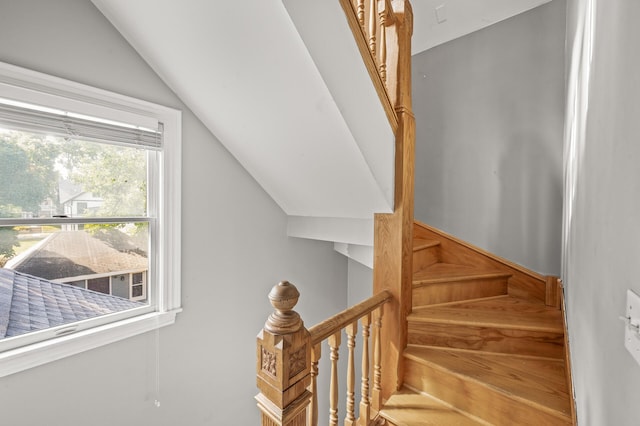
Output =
[
  {"x1": 414, "y1": 222, "x2": 548, "y2": 304},
  {"x1": 404, "y1": 358, "x2": 572, "y2": 425},
  {"x1": 408, "y1": 322, "x2": 565, "y2": 358},
  {"x1": 413, "y1": 246, "x2": 440, "y2": 272},
  {"x1": 413, "y1": 278, "x2": 508, "y2": 308}
]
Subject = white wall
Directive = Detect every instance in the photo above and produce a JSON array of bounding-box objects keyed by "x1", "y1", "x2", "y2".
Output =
[
  {"x1": 412, "y1": 0, "x2": 566, "y2": 275},
  {"x1": 0, "y1": 1, "x2": 348, "y2": 425},
  {"x1": 565, "y1": 1, "x2": 640, "y2": 424}
]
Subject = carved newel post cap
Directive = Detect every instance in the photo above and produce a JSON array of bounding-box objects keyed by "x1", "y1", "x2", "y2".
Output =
[{"x1": 265, "y1": 281, "x2": 302, "y2": 334}]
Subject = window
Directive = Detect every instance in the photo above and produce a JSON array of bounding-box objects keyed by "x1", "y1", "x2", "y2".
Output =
[{"x1": 0, "y1": 62, "x2": 181, "y2": 376}]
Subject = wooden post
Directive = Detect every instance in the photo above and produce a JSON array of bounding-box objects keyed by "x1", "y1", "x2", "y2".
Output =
[
  {"x1": 372, "y1": 0, "x2": 414, "y2": 403},
  {"x1": 256, "y1": 281, "x2": 312, "y2": 426}
]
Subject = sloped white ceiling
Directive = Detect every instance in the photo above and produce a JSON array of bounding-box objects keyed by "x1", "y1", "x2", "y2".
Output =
[
  {"x1": 91, "y1": 0, "x2": 554, "y2": 222},
  {"x1": 92, "y1": 0, "x2": 394, "y2": 219}
]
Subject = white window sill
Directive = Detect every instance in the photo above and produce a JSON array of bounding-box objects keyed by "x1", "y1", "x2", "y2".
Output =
[{"x1": 0, "y1": 309, "x2": 181, "y2": 377}]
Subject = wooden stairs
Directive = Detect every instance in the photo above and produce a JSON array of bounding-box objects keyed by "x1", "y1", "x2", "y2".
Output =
[{"x1": 377, "y1": 221, "x2": 575, "y2": 425}]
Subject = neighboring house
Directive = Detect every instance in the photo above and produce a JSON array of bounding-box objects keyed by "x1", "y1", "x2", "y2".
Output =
[
  {"x1": 0, "y1": 268, "x2": 142, "y2": 339},
  {"x1": 58, "y1": 179, "x2": 103, "y2": 217},
  {"x1": 5, "y1": 230, "x2": 148, "y2": 302}
]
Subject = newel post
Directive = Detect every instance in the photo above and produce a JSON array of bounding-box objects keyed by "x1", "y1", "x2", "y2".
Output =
[
  {"x1": 372, "y1": 0, "x2": 414, "y2": 402},
  {"x1": 256, "y1": 281, "x2": 312, "y2": 426}
]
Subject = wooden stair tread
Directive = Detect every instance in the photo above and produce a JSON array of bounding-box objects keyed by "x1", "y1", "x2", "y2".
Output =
[
  {"x1": 413, "y1": 238, "x2": 440, "y2": 251},
  {"x1": 409, "y1": 296, "x2": 564, "y2": 333},
  {"x1": 404, "y1": 346, "x2": 572, "y2": 418},
  {"x1": 413, "y1": 263, "x2": 511, "y2": 285},
  {"x1": 379, "y1": 387, "x2": 486, "y2": 426}
]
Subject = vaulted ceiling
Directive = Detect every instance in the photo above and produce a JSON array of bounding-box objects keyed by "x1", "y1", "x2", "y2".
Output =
[
  {"x1": 91, "y1": 0, "x2": 552, "y2": 259},
  {"x1": 91, "y1": 0, "x2": 551, "y2": 216}
]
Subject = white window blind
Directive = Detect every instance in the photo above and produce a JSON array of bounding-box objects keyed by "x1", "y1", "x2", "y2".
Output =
[{"x1": 0, "y1": 99, "x2": 162, "y2": 149}]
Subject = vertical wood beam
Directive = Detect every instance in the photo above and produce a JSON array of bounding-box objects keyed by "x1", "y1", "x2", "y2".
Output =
[
  {"x1": 256, "y1": 282, "x2": 312, "y2": 426},
  {"x1": 372, "y1": 0, "x2": 414, "y2": 403}
]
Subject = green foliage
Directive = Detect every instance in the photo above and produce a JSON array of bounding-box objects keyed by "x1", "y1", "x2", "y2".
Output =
[
  {"x1": 62, "y1": 141, "x2": 147, "y2": 217},
  {"x1": 0, "y1": 133, "x2": 58, "y2": 216},
  {"x1": 0, "y1": 129, "x2": 148, "y2": 262},
  {"x1": 84, "y1": 222, "x2": 148, "y2": 256},
  {"x1": 0, "y1": 227, "x2": 18, "y2": 266}
]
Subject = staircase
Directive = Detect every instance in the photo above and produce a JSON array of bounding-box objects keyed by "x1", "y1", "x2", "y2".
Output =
[
  {"x1": 378, "y1": 221, "x2": 575, "y2": 425},
  {"x1": 255, "y1": 1, "x2": 576, "y2": 424}
]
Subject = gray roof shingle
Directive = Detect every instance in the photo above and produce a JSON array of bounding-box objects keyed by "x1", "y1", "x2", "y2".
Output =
[
  {"x1": 10, "y1": 230, "x2": 147, "y2": 280},
  {"x1": 0, "y1": 268, "x2": 143, "y2": 339}
]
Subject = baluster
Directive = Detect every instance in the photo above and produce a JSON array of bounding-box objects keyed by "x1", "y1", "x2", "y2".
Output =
[
  {"x1": 357, "y1": 0, "x2": 365, "y2": 28},
  {"x1": 378, "y1": 1, "x2": 388, "y2": 83},
  {"x1": 328, "y1": 332, "x2": 341, "y2": 426},
  {"x1": 308, "y1": 343, "x2": 321, "y2": 426},
  {"x1": 368, "y1": 0, "x2": 377, "y2": 59},
  {"x1": 357, "y1": 314, "x2": 371, "y2": 426},
  {"x1": 345, "y1": 322, "x2": 357, "y2": 426},
  {"x1": 372, "y1": 305, "x2": 383, "y2": 411}
]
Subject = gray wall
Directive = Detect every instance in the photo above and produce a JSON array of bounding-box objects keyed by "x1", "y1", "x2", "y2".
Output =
[
  {"x1": 565, "y1": 0, "x2": 640, "y2": 424},
  {"x1": 0, "y1": 1, "x2": 348, "y2": 425},
  {"x1": 412, "y1": 0, "x2": 566, "y2": 275},
  {"x1": 348, "y1": 259, "x2": 373, "y2": 307}
]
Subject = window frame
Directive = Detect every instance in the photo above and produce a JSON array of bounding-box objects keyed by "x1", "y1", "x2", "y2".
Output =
[{"x1": 0, "y1": 62, "x2": 181, "y2": 377}]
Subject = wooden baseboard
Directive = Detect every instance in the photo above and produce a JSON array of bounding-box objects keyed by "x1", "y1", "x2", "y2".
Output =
[{"x1": 560, "y1": 281, "x2": 577, "y2": 424}]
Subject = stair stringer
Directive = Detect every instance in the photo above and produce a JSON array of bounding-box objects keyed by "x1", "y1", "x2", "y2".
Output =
[{"x1": 414, "y1": 220, "x2": 553, "y2": 305}]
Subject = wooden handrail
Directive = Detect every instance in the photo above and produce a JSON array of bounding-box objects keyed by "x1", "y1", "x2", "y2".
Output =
[{"x1": 309, "y1": 290, "x2": 391, "y2": 344}]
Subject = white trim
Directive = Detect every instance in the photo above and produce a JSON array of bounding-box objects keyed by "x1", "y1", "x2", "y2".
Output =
[
  {"x1": 0, "y1": 61, "x2": 182, "y2": 373},
  {"x1": 0, "y1": 309, "x2": 181, "y2": 377},
  {"x1": 333, "y1": 242, "x2": 373, "y2": 268},
  {"x1": 0, "y1": 217, "x2": 151, "y2": 226},
  {"x1": 0, "y1": 62, "x2": 163, "y2": 130},
  {"x1": 287, "y1": 216, "x2": 374, "y2": 246},
  {"x1": 55, "y1": 268, "x2": 148, "y2": 284}
]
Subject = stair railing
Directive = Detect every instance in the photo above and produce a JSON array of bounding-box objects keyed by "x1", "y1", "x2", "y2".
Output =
[
  {"x1": 339, "y1": 0, "x2": 412, "y2": 130},
  {"x1": 256, "y1": 281, "x2": 391, "y2": 426},
  {"x1": 255, "y1": 0, "x2": 414, "y2": 422}
]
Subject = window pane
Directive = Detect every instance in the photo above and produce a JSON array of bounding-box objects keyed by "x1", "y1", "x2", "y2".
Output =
[
  {"x1": 0, "y1": 222, "x2": 149, "y2": 340},
  {"x1": 111, "y1": 274, "x2": 130, "y2": 299},
  {"x1": 0, "y1": 129, "x2": 147, "y2": 218},
  {"x1": 69, "y1": 280, "x2": 86, "y2": 289},
  {"x1": 131, "y1": 284, "x2": 144, "y2": 298},
  {"x1": 87, "y1": 277, "x2": 110, "y2": 294}
]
